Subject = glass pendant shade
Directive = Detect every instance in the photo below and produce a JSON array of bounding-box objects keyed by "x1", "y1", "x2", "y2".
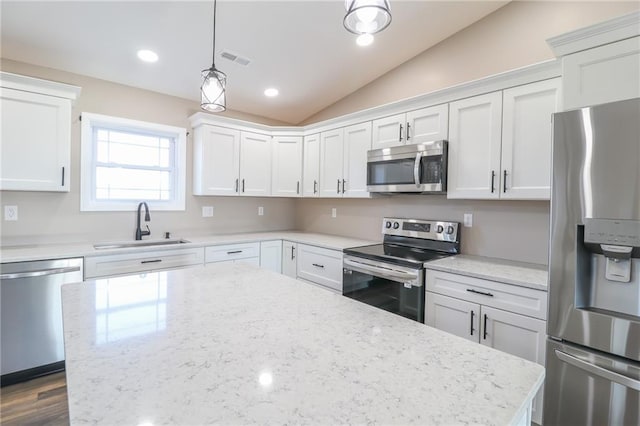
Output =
[
  {"x1": 201, "y1": 66, "x2": 227, "y2": 112},
  {"x1": 344, "y1": 0, "x2": 391, "y2": 35}
]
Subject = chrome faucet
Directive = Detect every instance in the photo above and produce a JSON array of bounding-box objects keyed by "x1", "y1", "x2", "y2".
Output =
[{"x1": 135, "y1": 202, "x2": 151, "y2": 240}]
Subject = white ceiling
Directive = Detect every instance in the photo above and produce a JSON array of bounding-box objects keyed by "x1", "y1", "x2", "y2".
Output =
[{"x1": 1, "y1": 1, "x2": 508, "y2": 124}]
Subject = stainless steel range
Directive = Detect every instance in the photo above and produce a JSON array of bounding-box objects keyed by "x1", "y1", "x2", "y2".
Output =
[{"x1": 343, "y1": 217, "x2": 460, "y2": 323}]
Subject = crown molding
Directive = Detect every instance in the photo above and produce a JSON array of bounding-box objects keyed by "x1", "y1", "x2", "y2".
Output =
[
  {"x1": 547, "y1": 10, "x2": 640, "y2": 57},
  {"x1": 189, "y1": 59, "x2": 560, "y2": 137},
  {"x1": 0, "y1": 71, "x2": 81, "y2": 101}
]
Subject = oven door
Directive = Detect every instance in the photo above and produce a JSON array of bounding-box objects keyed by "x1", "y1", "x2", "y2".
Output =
[{"x1": 342, "y1": 255, "x2": 424, "y2": 322}]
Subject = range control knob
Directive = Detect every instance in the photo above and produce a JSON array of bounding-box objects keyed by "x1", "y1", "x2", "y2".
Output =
[
  {"x1": 447, "y1": 226, "x2": 455, "y2": 235},
  {"x1": 385, "y1": 221, "x2": 392, "y2": 229},
  {"x1": 393, "y1": 222, "x2": 400, "y2": 229},
  {"x1": 436, "y1": 225, "x2": 444, "y2": 233}
]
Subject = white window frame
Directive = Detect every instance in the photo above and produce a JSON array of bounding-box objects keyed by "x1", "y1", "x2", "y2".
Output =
[{"x1": 80, "y1": 112, "x2": 186, "y2": 211}]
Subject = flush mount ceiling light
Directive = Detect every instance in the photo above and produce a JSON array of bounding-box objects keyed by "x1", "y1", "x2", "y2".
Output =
[
  {"x1": 137, "y1": 49, "x2": 158, "y2": 63},
  {"x1": 264, "y1": 88, "x2": 279, "y2": 97},
  {"x1": 344, "y1": 0, "x2": 391, "y2": 35},
  {"x1": 201, "y1": 0, "x2": 226, "y2": 113}
]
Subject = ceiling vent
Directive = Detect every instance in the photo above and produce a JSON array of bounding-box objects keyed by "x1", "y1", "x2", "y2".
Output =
[{"x1": 220, "y1": 50, "x2": 251, "y2": 66}]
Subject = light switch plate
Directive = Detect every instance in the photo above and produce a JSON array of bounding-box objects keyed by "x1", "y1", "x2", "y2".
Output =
[
  {"x1": 463, "y1": 213, "x2": 473, "y2": 227},
  {"x1": 202, "y1": 206, "x2": 214, "y2": 217},
  {"x1": 4, "y1": 205, "x2": 18, "y2": 221}
]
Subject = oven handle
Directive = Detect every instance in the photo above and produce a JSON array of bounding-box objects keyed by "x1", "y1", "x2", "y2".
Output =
[
  {"x1": 413, "y1": 153, "x2": 422, "y2": 187},
  {"x1": 343, "y1": 259, "x2": 421, "y2": 286}
]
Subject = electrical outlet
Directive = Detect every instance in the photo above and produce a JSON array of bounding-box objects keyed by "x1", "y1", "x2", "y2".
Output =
[
  {"x1": 331, "y1": 208, "x2": 337, "y2": 218},
  {"x1": 258, "y1": 206, "x2": 264, "y2": 216},
  {"x1": 463, "y1": 213, "x2": 473, "y2": 228},
  {"x1": 202, "y1": 206, "x2": 214, "y2": 217},
  {"x1": 4, "y1": 205, "x2": 18, "y2": 221}
]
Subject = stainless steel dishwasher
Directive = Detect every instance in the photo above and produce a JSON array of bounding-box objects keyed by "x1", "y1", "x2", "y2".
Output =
[{"x1": 1, "y1": 257, "x2": 83, "y2": 386}]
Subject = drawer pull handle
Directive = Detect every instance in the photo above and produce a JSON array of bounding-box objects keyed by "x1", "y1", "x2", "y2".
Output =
[
  {"x1": 227, "y1": 250, "x2": 243, "y2": 255},
  {"x1": 466, "y1": 288, "x2": 494, "y2": 297},
  {"x1": 312, "y1": 263, "x2": 325, "y2": 268},
  {"x1": 141, "y1": 259, "x2": 162, "y2": 264}
]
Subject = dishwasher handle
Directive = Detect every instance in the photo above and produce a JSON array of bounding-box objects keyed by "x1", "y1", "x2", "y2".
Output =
[{"x1": 0, "y1": 266, "x2": 82, "y2": 280}]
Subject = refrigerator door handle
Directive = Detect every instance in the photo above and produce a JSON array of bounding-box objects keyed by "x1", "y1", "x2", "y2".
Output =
[{"x1": 555, "y1": 349, "x2": 640, "y2": 391}]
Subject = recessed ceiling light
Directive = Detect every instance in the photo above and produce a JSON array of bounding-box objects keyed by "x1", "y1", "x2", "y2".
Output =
[
  {"x1": 137, "y1": 49, "x2": 158, "y2": 63},
  {"x1": 356, "y1": 33, "x2": 374, "y2": 47},
  {"x1": 264, "y1": 88, "x2": 279, "y2": 97}
]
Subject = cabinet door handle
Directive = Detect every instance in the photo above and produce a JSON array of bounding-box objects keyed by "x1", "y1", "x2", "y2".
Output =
[
  {"x1": 141, "y1": 259, "x2": 162, "y2": 264},
  {"x1": 291, "y1": 246, "x2": 295, "y2": 260},
  {"x1": 406, "y1": 122, "x2": 411, "y2": 140},
  {"x1": 227, "y1": 250, "x2": 243, "y2": 255},
  {"x1": 466, "y1": 288, "x2": 494, "y2": 297},
  {"x1": 61, "y1": 166, "x2": 65, "y2": 186},
  {"x1": 399, "y1": 124, "x2": 403, "y2": 141},
  {"x1": 483, "y1": 314, "x2": 488, "y2": 340},
  {"x1": 470, "y1": 310, "x2": 475, "y2": 336},
  {"x1": 342, "y1": 179, "x2": 346, "y2": 194},
  {"x1": 313, "y1": 180, "x2": 318, "y2": 194},
  {"x1": 312, "y1": 263, "x2": 325, "y2": 268},
  {"x1": 503, "y1": 170, "x2": 508, "y2": 193},
  {"x1": 242, "y1": 179, "x2": 245, "y2": 193},
  {"x1": 235, "y1": 178, "x2": 239, "y2": 193},
  {"x1": 296, "y1": 181, "x2": 300, "y2": 194},
  {"x1": 337, "y1": 179, "x2": 340, "y2": 194},
  {"x1": 490, "y1": 170, "x2": 496, "y2": 193}
]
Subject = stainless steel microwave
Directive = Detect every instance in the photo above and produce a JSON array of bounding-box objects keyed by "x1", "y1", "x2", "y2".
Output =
[{"x1": 366, "y1": 141, "x2": 447, "y2": 194}]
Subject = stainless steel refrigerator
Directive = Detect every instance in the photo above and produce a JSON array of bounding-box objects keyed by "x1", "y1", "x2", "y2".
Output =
[{"x1": 544, "y1": 98, "x2": 640, "y2": 425}]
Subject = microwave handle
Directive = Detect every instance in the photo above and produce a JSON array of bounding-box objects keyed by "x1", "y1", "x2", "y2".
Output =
[{"x1": 413, "y1": 153, "x2": 422, "y2": 187}]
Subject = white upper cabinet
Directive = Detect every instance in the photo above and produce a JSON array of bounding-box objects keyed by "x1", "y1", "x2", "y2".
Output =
[
  {"x1": 302, "y1": 134, "x2": 320, "y2": 197},
  {"x1": 371, "y1": 104, "x2": 448, "y2": 149},
  {"x1": 193, "y1": 125, "x2": 241, "y2": 196},
  {"x1": 342, "y1": 122, "x2": 372, "y2": 198},
  {"x1": 193, "y1": 124, "x2": 271, "y2": 196},
  {"x1": 501, "y1": 78, "x2": 560, "y2": 199},
  {"x1": 562, "y1": 37, "x2": 640, "y2": 110},
  {"x1": 318, "y1": 123, "x2": 372, "y2": 198},
  {"x1": 319, "y1": 128, "x2": 344, "y2": 197},
  {"x1": 0, "y1": 73, "x2": 80, "y2": 192},
  {"x1": 239, "y1": 131, "x2": 272, "y2": 196},
  {"x1": 271, "y1": 135, "x2": 302, "y2": 197},
  {"x1": 447, "y1": 92, "x2": 503, "y2": 199},
  {"x1": 448, "y1": 79, "x2": 559, "y2": 200}
]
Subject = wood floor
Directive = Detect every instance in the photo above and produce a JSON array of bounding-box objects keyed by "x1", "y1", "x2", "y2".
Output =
[{"x1": 0, "y1": 372, "x2": 69, "y2": 425}]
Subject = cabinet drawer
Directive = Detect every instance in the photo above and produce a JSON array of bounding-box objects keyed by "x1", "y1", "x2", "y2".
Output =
[
  {"x1": 205, "y1": 242, "x2": 260, "y2": 263},
  {"x1": 425, "y1": 270, "x2": 547, "y2": 320},
  {"x1": 85, "y1": 247, "x2": 204, "y2": 279},
  {"x1": 296, "y1": 244, "x2": 343, "y2": 292}
]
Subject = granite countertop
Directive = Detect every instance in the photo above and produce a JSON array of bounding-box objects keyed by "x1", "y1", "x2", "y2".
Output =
[
  {"x1": 0, "y1": 231, "x2": 377, "y2": 263},
  {"x1": 62, "y1": 264, "x2": 544, "y2": 425},
  {"x1": 425, "y1": 254, "x2": 548, "y2": 291}
]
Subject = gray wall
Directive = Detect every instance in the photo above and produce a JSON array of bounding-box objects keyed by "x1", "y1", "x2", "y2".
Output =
[{"x1": 295, "y1": 197, "x2": 550, "y2": 265}]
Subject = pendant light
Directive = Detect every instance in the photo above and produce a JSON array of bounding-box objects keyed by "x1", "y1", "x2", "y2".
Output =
[
  {"x1": 344, "y1": 0, "x2": 392, "y2": 35},
  {"x1": 201, "y1": 0, "x2": 226, "y2": 112}
]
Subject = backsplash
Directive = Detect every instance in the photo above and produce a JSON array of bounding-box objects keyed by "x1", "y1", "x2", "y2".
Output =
[{"x1": 295, "y1": 196, "x2": 550, "y2": 265}]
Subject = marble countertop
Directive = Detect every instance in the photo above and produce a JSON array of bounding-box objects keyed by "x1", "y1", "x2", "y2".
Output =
[
  {"x1": 0, "y1": 231, "x2": 376, "y2": 263},
  {"x1": 425, "y1": 254, "x2": 548, "y2": 291},
  {"x1": 62, "y1": 264, "x2": 544, "y2": 425}
]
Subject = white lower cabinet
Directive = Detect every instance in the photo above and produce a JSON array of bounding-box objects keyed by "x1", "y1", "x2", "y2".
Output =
[
  {"x1": 205, "y1": 242, "x2": 260, "y2": 266},
  {"x1": 296, "y1": 244, "x2": 343, "y2": 292},
  {"x1": 425, "y1": 270, "x2": 547, "y2": 425},
  {"x1": 84, "y1": 247, "x2": 204, "y2": 279},
  {"x1": 282, "y1": 241, "x2": 297, "y2": 278},
  {"x1": 260, "y1": 240, "x2": 282, "y2": 273}
]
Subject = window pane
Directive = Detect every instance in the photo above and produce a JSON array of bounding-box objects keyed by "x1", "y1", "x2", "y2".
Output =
[{"x1": 96, "y1": 167, "x2": 172, "y2": 200}]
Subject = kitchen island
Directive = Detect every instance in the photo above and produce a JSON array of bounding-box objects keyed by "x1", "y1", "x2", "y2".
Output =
[{"x1": 61, "y1": 263, "x2": 543, "y2": 425}]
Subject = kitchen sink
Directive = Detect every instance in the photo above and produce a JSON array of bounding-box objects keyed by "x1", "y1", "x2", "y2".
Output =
[{"x1": 93, "y1": 239, "x2": 190, "y2": 250}]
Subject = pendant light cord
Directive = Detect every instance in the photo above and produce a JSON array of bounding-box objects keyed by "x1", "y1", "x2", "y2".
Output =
[{"x1": 211, "y1": 0, "x2": 217, "y2": 68}]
